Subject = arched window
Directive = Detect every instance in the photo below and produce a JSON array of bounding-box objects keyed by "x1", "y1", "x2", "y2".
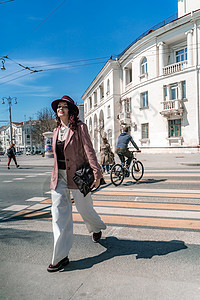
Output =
[{"x1": 141, "y1": 57, "x2": 147, "y2": 74}]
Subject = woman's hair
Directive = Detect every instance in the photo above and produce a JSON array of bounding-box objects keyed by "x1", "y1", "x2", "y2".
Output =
[
  {"x1": 102, "y1": 136, "x2": 108, "y2": 143},
  {"x1": 56, "y1": 103, "x2": 79, "y2": 130},
  {"x1": 10, "y1": 143, "x2": 15, "y2": 148}
]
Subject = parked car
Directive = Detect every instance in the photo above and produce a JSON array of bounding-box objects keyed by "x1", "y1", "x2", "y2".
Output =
[
  {"x1": 16, "y1": 151, "x2": 22, "y2": 155},
  {"x1": 26, "y1": 150, "x2": 31, "y2": 155}
]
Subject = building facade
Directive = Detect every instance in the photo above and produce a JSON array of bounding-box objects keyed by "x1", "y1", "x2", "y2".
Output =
[
  {"x1": 0, "y1": 121, "x2": 43, "y2": 154},
  {"x1": 82, "y1": 0, "x2": 200, "y2": 153}
]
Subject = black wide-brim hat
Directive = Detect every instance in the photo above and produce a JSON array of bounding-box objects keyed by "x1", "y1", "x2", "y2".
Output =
[{"x1": 51, "y1": 95, "x2": 79, "y2": 115}]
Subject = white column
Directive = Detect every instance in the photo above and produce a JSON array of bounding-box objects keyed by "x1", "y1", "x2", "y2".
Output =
[
  {"x1": 158, "y1": 42, "x2": 165, "y2": 76},
  {"x1": 123, "y1": 68, "x2": 126, "y2": 91},
  {"x1": 185, "y1": 30, "x2": 193, "y2": 67},
  {"x1": 197, "y1": 26, "x2": 200, "y2": 66}
]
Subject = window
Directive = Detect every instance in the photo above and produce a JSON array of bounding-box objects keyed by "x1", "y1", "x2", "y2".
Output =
[
  {"x1": 171, "y1": 84, "x2": 178, "y2": 100},
  {"x1": 100, "y1": 84, "x2": 104, "y2": 99},
  {"x1": 106, "y1": 79, "x2": 110, "y2": 95},
  {"x1": 141, "y1": 123, "x2": 149, "y2": 139},
  {"x1": 163, "y1": 81, "x2": 186, "y2": 101},
  {"x1": 140, "y1": 91, "x2": 148, "y2": 108},
  {"x1": 141, "y1": 57, "x2": 147, "y2": 74},
  {"x1": 94, "y1": 91, "x2": 97, "y2": 106},
  {"x1": 107, "y1": 105, "x2": 111, "y2": 118},
  {"x1": 182, "y1": 81, "x2": 186, "y2": 99},
  {"x1": 168, "y1": 119, "x2": 181, "y2": 137},
  {"x1": 176, "y1": 48, "x2": 187, "y2": 62},
  {"x1": 125, "y1": 64, "x2": 132, "y2": 85},
  {"x1": 89, "y1": 97, "x2": 92, "y2": 110},
  {"x1": 125, "y1": 98, "x2": 131, "y2": 113}
]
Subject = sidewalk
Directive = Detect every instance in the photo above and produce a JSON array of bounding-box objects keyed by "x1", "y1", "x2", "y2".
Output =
[{"x1": 0, "y1": 152, "x2": 200, "y2": 169}]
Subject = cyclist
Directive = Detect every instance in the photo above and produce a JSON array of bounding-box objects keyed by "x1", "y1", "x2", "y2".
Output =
[{"x1": 116, "y1": 127, "x2": 140, "y2": 173}]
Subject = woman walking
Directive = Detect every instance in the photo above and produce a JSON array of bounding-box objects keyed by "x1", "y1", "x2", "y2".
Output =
[
  {"x1": 7, "y1": 143, "x2": 19, "y2": 169},
  {"x1": 48, "y1": 95, "x2": 106, "y2": 272},
  {"x1": 100, "y1": 136, "x2": 112, "y2": 174}
]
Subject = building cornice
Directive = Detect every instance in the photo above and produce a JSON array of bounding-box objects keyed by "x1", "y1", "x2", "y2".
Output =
[{"x1": 81, "y1": 59, "x2": 120, "y2": 100}]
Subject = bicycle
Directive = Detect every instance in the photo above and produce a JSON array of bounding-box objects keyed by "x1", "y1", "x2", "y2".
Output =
[{"x1": 110, "y1": 150, "x2": 144, "y2": 186}]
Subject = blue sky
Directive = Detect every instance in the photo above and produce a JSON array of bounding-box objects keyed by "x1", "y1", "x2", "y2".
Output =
[{"x1": 0, "y1": 0, "x2": 177, "y2": 125}]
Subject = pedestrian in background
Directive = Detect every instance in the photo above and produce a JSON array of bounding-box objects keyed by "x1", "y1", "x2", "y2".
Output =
[
  {"x1": 7, "y1": 143, "x2": 19, "y2": 169},
  {"x1": 48, "y1": 95, "x2": 106, "y2": 273},
  {"x1": 100, "y1": 136, "x2": 112, "y2": 174}
]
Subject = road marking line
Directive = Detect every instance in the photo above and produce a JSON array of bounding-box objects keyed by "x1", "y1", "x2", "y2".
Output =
[
  {"x1": 104, "y1": 187, "x2": 200, "y2": 194},
  {"x1": 72, "y1": 206, "x2": 200, "y2": 219},
  {"x1": 11, "y1": 210, "x2": 51, "y2": 218},
  {"x1": 143, "y1": 173, "x2": 200, "y2": 177},
  {"x1": 2, "y1": 205, "x2": 30, "y2": 211},
  {"x1": 41, "y1": 198, "x2": 52, "y2": 203},
  {"x1": 45, "y1": 191, "x2": 51, "y2": 194},
  {"x1": 26, "y1": 175, "x2": 37, "y2": 178},
  {"x1": 95, "y1": 191, "x2": 200, "y2": 199},
  {"x1": 2, "y1": 180, "x2": 13, "y2": 183},
  {"x1": 28, "y1": 204, "x2": 51, "y2": 211},
  {"x1": 26, "y1": 197, "x2": 47, "y2": 202},
  {"x1": 92, "y1": 201, "x2": 200, "y2": 211},
  {"x1": 73, "y1": 214, "x2": 200, "y2": 230},
  {"x1": 13, "y1": 178, "x2": 25, "y2": 180}
]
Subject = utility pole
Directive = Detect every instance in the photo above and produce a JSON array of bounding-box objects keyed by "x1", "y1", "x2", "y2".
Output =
[{"x1": 2, "y1": 97, "x2": 18, "y2": 144}]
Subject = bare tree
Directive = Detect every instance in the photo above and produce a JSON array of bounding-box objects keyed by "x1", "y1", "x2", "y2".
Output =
[{"x1": 32, "y1": 108, "x2": 56, "y2": 147}]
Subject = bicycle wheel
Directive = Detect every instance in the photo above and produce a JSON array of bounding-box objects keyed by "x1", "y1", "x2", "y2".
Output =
[
  {"x1": 110, "y1": 164, "x2": 125, "y2": 186},
  {"x1": 131, "y1": 160, "x2": 144, "y2": 181}
]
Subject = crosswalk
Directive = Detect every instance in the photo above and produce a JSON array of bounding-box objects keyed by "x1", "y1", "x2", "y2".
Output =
[{"x1": 0, "y1": 168, "x2": 200, "y2": 238}]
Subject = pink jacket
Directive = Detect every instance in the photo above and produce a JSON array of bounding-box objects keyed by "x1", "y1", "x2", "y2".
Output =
[{"x1": 50, "y1": 121, "x2": 102, "y2": 190}]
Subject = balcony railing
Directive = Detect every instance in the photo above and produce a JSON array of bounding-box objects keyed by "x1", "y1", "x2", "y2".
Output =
[
  {"x1": 119, "y1": 112, "x2": 131, "y2": 124},
  {"x1": 163, "y1": 61, "x2": 187, "y2": 75},
  {"x1": 160, "y1": 99, "x2": 183, "y2": 117}
]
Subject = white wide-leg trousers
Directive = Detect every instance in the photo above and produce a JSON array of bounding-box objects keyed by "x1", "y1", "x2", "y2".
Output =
[{"x1": 51, "y1": 169, "x2": 106, "y2": 265}]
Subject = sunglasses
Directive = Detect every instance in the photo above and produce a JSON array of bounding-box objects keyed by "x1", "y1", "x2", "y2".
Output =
[{"x1": 57, "y1": 105, "x2": 68, "y2": 110}]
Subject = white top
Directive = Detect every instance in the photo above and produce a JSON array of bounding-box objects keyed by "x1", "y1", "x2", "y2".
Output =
[{"x1": 58, "y1": 126, "x2": 69, "y2": 141}]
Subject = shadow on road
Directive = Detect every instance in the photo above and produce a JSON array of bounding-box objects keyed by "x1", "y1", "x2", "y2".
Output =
[
  {"x1": 61, "y1": 237, "x2": 187, "y2": 272},
  {"x1": 123, "y1": 178, "x2": 167, "y2": 186}
]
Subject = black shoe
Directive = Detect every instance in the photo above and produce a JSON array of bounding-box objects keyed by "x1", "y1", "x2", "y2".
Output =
[
  {"x1": 92, "y1": 231, "x2": 102, "y2": 243},
  {"x1": 8, "y1": 166, "x2": 10, "y2": 169},
  {"x1": 16, "y1": 165, "x2": 20, "y2": 168},
  {"x1": 47, "y1": 256, "x2": 69, "y2": 272}
]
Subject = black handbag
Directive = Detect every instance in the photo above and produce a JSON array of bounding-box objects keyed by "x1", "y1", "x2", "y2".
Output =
[{"x1": 73, "y1": 162, "x2": 94, "y2": 197}]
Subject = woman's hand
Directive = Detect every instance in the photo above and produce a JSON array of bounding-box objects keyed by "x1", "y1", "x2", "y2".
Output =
[{"x1": 90, "y1": 178, "x2": 101, "y2": 189}]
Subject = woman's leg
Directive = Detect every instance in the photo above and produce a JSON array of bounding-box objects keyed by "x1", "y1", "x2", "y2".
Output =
[
  {"x1": 7, "y1": 157, "x2": 11, "y2": 167},
  {"x1": 12, "y1": 156, "x2": 19, "y2": 167},
  {"x1": 51, "y1": 170, "x2": 73, "y2": 265},
  {"x1": 71, "y1": 189, "x2": 106, "y2": 233}
]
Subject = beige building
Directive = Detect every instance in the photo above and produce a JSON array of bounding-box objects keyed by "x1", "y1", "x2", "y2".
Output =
[{"x1": 82, "y1": 0, "x2": 200, "y2": 153}]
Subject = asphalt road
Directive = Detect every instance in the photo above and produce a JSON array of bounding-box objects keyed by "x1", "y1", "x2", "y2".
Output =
[{"x1": 0, "y1": 163, "x2": 200, "y2": 299}]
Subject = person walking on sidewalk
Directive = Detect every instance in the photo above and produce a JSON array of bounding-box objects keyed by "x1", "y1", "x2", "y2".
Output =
[
  {"x1": 100, "y1": 136, "x2": 112, "y2": 174},
  {"x1": 7, "y1": 143, "x2": 19, "y2": 169},
  {"x1": 116, "y1": 127, "x2": 140, "y2": 170},
  {"x1": 48, "y1": 95, "x2": 106, "y2": 272}
]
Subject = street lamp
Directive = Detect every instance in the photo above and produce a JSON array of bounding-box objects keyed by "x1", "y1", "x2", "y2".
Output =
[{"x1": 2, "y1": 97, "x2": 18, "y2": 143}]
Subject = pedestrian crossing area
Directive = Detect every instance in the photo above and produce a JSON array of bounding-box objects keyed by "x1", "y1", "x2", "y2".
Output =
[
  {"x1": 1, "y1": 187, "x2": 200, "y2": 232},
  {"x1": 1, "y1": 168, "x2": 200, "y2": 237}
]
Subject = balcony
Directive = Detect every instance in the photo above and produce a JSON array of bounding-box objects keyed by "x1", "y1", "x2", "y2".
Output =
[
  {"x1": 119, "y1": 112, "x2": 131, "y2": 125},
  {"x1": 160, "y1": 99, "x2": 183, "y2": 118},
  {"x1": 163, "y1": 61, "x2": 187, "y2": 75}
]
